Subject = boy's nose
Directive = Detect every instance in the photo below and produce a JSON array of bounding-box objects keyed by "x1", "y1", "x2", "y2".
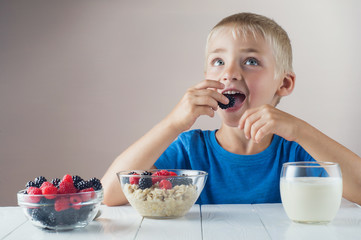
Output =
[{"x1": 222, "y1": 65, "x2": 241, "y2": 82}]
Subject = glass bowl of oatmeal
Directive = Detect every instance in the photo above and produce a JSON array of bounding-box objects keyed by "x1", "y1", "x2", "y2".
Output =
[{"x1": 117, "y1": 169, "x2": 208, "y2": 218}]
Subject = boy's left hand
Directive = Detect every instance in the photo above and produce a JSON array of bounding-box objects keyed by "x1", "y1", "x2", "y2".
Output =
[{"x1": 238, "y1": 104, "x2": 301, "y2": 143}]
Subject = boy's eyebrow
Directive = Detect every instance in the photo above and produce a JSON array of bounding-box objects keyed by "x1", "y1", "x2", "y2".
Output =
[
  {"x1": 240, "y1": 48, "x2": 260, "y2": 53},
  {"x1": 209, "y1": 47, "x2": 260, "y2": 54},
  {"x1": 209, "y1": 48, "x2": 226, "y2": 54}
]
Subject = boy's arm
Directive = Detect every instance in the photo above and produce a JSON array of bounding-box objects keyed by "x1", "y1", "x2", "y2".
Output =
[
  {"x1": 101, "y1": 80, "x2": 228, "y2": 206},
  {"x1": 101, "y1": 118, "x2": 182, "y2": 206},
  {"x1": 296, "y1": 120, "x2": 361, "y2": 204},
  {"x1": 239, "y1": 104, "x2": 361, "y2": 204}
]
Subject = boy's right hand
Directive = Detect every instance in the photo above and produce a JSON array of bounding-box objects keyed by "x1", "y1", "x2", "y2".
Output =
[{"x1": 166, "y1": 80, "x2": 229, "y2": 132}]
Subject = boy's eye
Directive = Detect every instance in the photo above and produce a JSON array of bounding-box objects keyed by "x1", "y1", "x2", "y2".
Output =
[
  {"x1": 244, "y1": 58, "x2": 259, "y2": 66},
  {"x1": 213, "y1": 59, "x2": 225, "y2": 66}
]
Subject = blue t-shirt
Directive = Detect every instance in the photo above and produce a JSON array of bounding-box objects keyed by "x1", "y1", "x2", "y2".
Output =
[{"x1": 154, "y1": 129, "x2": 315, "y2": 204}]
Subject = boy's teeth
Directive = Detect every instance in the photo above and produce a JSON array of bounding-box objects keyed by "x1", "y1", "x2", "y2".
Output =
[{"x1": 224, "y1": 90, "x2": 240, "y2": 94}]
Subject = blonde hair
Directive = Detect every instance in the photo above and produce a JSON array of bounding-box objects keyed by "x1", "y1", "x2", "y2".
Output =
[{"x1": 205, "y1": 12, "x2": 293, "y2": 79}]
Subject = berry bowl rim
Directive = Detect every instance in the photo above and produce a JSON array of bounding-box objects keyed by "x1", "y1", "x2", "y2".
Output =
[
  {"x1": 116, "y1": 169, "x2": 208, "y2": 178},
  {"x1": 17, "y1": 189, "x2": 103, "y2": 206}
]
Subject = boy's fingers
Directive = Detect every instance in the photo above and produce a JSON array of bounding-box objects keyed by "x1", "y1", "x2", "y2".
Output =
[
  {"x1": 244, "y1": 117, "x2": 259, "y2": 139},
  {"x1": 192, "y1": 95, "x2": 219, "y2": 111},
  {"x1": 194, "y1": 79, "x2": 225, "y2": 90},
  {"x1": 196, "y1": 106, "x2": 215, "y2": 118},
  {"x1": 240, "y1": 109, "x2": 262, "y2": 139},
  {"x1": 254, "y1": 124, "x2": 271, "y2": 143},
  {"x1": 250, "y1": 120, "x2": 267, "y2": 142},
  {"x1": 196, "y1": 89, "x2": 229, "y2": 105},
  {"x1": 239, "y1": 108, "x2": 259, "y2": 129}
]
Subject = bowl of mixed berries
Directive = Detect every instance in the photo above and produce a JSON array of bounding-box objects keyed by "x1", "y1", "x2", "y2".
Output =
[
  {"x1": 117, "y1": 169, "x2": 207, "y2": 218},
  {"x1": 17, "y1": 174, "x2": 103, "y2": 231}
]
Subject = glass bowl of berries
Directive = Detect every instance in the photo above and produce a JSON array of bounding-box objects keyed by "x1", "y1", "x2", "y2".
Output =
[
  {"x1": 17, "y1": 174, "x2": 103, "y2": 231},
  {"x1": 117, "y1": 169, "x2": 208, "y2": 218}
]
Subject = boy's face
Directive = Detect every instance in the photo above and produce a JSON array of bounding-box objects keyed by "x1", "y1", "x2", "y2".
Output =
[{"x1": 205, "y1": 26, "x2": 283, "y2": 127}]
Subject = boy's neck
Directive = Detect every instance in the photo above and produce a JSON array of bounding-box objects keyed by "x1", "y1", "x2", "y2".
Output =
[{"x1": 215, "y1": 125, "x2": 273, "y2": 155}]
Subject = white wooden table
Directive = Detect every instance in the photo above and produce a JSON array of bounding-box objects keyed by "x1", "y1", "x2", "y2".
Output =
[{"x1": 1, "y1": 198, "x2": 361, "y2": 240}]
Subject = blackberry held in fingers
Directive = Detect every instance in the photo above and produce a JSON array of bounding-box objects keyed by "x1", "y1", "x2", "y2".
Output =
[{"x1": 218, "y1": 94, "x2": 235, "y2": 109}]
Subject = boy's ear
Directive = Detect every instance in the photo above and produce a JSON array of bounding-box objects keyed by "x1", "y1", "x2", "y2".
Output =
[{"x1": 276, "y1": 72, "x2": 296, "y2": 97}]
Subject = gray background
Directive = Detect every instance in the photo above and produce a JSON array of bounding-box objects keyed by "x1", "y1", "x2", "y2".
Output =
[{"x1": 1, "y1": 0, "x2": 360, "y2": 206}]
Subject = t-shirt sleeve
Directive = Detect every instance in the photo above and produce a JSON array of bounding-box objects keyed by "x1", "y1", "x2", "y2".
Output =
[{"x1": 154, "y1": 133, "x2": 191, "y2": 170}]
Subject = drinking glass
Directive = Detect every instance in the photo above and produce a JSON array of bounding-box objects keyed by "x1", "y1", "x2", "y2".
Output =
[{"x1": 280, "y1": 161, "x2": 342, "y2": 224}]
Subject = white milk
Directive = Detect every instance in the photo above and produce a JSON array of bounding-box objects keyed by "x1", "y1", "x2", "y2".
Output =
[{"x1": 280, "y1": 177, "x2": 342, "y2": 223}]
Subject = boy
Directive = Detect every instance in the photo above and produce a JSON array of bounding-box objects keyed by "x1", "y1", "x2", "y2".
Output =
[{"x1": 102, "y1": 13, "x2": 361, "y2": 206}]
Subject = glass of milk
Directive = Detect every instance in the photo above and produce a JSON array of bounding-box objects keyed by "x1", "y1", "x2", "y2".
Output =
[{"x1": 280, "y1": 161, "x2": 342, "y2": 224}]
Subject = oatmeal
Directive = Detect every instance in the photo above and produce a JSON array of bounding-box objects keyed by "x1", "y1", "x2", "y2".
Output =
[{"x1": 123, "y1": 183, "x2": 198, "y2": 218}]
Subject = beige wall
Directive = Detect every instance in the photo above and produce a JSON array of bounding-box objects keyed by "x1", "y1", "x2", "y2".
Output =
[{"x1": 1, "y1": 0, "x2": 360, "y2": 206}]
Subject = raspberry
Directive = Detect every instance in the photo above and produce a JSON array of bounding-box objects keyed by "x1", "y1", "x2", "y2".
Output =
[
  {"x1": 169, "y1": 171, "x2": 177, "y2": 176},
  {"x1": 218, "y1": 94, "x2": 235, "y2": 109},
  {"x1": 158, "y1": 170, "x2": 170, "y2": 176},
  {"x1": 129, "y1": 173, "x2": 140, "y2": 185},
  {"x1": 27, "y1": 187, "x2": 42, "y2": 195},
  {"x1": 62, "y1": 174, "x2": 73, "y2": 184},
  {"x1": 159, "y1": 179, "x2": 172, "y2": 190},
  {"x1": 58, "y1": 180, "x2": 77, "y2": 194},
  {"x1": 70, "y1": 195, "x2": 82, "y2": 210},
  {"x1": 54, "y1": 197, "x2": 70, "y2": 212},
  {"x1": 79, "y1": 188, "x2": 95, "y2": 202},
  {"x1": 40, "y1": 181, "x2": 53, "y2": 189},
  {"x1": 26, "y1": 187, "x2": 42, "y2": 203},
  {"x1": 152, "y1": 170, "x2": 170, "y2": 184},
  {"x1": 41, "y1": 185, "x2": 58, "y2": 199}
]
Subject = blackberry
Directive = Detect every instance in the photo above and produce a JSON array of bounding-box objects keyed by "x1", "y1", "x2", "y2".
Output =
[
  {"x1": 170, "y1": 175, "x2": 192, "y2": 186},
  {"x1": 31, "y1": 208, "x2": 47, "y2": 223},
  {"x1": 72, "y1": 175, "x2": 83, "y2": 187},
  {"x1": 39, "y1": 197, "x2": 55, "y2": 206},
  {"x1": 218, "y1": 94, "x2": 235, "y2": 109},
  {"x1": 137, "y1": 171, "x2": 153, "y2": 190},
  {"x1": 76, "y1": 180, "x2": 91, "y2": 190},
  {"x1": 51, "y1": 178, "x2": 61, "y2": 188},
  {"x1": 123, "y1": 171, "x2": 136, "y2": 184},
  {"x1": 78, "y1": 205, "x2": 94, "y2": 221},
  {"x1": 26, "y1": 181, "x2": 37, "y2": 188},
  {"x1": 44, "y1": 212, "x2": 56, "y2": 227},
  {"x1": 88, "y1": 177, "x2": 102, "y2": 190},
  {"x1": 34, "y1": 176, "x2": 47, "y2": 188},
  {"x1": 62, "y1": 208, "x2": 78, "y2": 225},
  {"x1": 141, "y1": 171, "x2": 152, "y2": 176},
  {"x1": 54, "y1": 208, "x2": 78, "y2": 225},
  {"x1": 138, "y1": 177, "x2": 152, "y2": 190}
]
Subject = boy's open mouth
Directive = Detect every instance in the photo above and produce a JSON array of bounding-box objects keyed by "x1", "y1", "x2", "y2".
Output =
[{"x1": 219, "y1": 90, "x2": 246, "y2": 110}]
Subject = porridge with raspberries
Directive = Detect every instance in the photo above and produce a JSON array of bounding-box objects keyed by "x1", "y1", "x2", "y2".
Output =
[{"x1": 121, "y1": 170, "x2": 199, "y2": 218}]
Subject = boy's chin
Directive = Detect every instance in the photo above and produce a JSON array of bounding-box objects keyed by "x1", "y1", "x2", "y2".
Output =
[
  {"x1": 217, "y1": 111, "x2": 243, "y2": 128},
  {"x1": 222, "y1": 119, "x2": 240, "y2": 128}
]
